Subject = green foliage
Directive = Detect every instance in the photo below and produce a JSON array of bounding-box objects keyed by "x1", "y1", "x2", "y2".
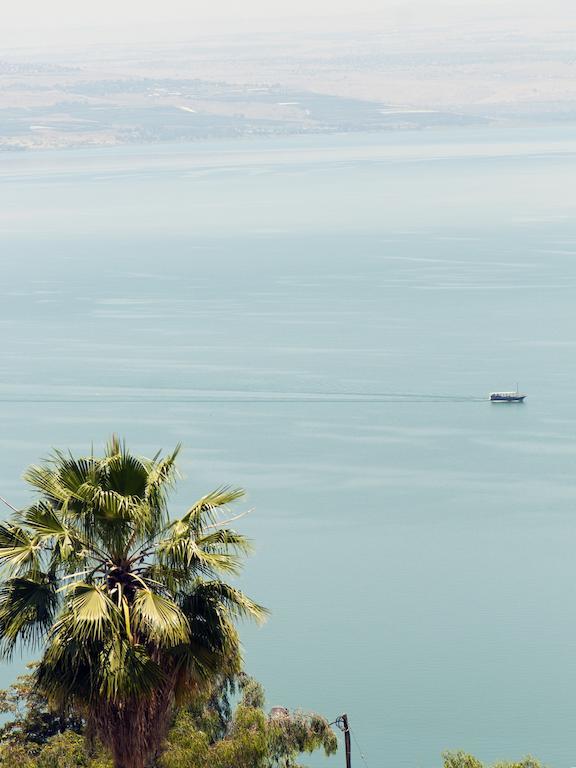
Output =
[
  {"x1": 159, "y1": 712, "x2": 211, "y2": 768},
  {"x1": 210, "y1": 705, "x2": 268, "y2": 768},
  {"x1": 0, "y1": 742, "x2": 37, "y2": 768},
  {"x1": 268, "y1": 710, "x2": 338, "y2": 767},
  {"x1": 493, "y1": 760, "x2": 543, "y2": 768},
  {"x1": 0, "y1": 728, "x2": 111, "y2": 768},
  {"x1": 35, "y1": 733, "x2": 90, "y2": 768},
  {"x1": 443, "y1": 752, "x2": 545, "y2": 768},
  {"x1": 239, "y1": 674, "x2": 266, "y2": 709},
  {"x1": 0, "y1": 673, "x2": 83, "y2": 750},
  {"x1": 160, "y1": 674, "x2": 336, "y2": 768},
  {"x1": 443, "y1": 751, "x2": 485, "y2": 768},
  {"x1": 0, "y1": 676, "x2": 111, "y2": 768}
]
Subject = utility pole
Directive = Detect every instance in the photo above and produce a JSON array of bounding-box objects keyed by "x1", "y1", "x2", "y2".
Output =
[{"x1": 335, "y1": 714, "x2": 352, "y2": 768}]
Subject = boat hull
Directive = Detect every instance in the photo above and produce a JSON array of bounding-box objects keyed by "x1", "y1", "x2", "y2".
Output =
[{"x1": 489, "y1": 395, "x2": 526, "y2": 402}]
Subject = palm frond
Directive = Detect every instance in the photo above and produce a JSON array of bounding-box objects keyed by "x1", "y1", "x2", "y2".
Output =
[
  {"x1": 157, "y1": 534, "x2": 242, "y2": 576},
  {"x1": 143, "y1": 445, "x2": 180, "y2": 514},
  {"x1": 36, "y1": 633, "x2": 94, "y2": 704},
  {"x1": 176, "y1": 586, "x2": 243, "y2": 679},
  {"x1": 74, "y1": 483, "x2": 134, "y2": 518},
  {"x1": 132, "y1": 590, "x2": 190, "y2": 646},
  {"x1": 0, "y1": 575, "x2": 58, "y2": 657},
  {"x1": 180, "y1": 486, "x2": 245, "y2": 531},
  {"x1": 196, "y1": 529, "x2": 253, "y2": 555},
  {"x1": 174, "y1": 579, "x2": 267, "y2": 687},
  {"x1": 54, "y1": 455, "x2": 99, "y2": 497},
  {"x1": 156, "y1": 487, "x2": 248, "y2": 577},
  {"x1": 186, "y1": 581, "x2": 268, "y2": 625},
  {"x1": 55, "y1": 583, "x2": 121, "y2": 643},
  {"x1": 105, "y1": 434, "x2": 123, "y2": 459},
  {"x1": 138, "y1": 563, "x2": 193, "y2": 594},
  {"x1": 104, "y1": 451, "x2": 149, "y2": 498},
  {"x1": 0, "y1": 522, "x2": 41, "y2": 574},
  {"x1": 23, "y1": 502, "x2": 83, "y2": 561},
  {"x1": 97, "y1": 640, "x2": 164, "y2": 702},
  {"x1": 23, "y1": 464, "x2": 72, "y2": 506}
]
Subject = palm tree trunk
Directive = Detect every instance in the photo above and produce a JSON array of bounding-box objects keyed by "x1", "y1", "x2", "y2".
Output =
[
  {"x1": 113, "y1": 758, "x2": 145, "y2": 768},
  {"x1": 92, "y1": 687, "x2": 175, "y2": 768}
]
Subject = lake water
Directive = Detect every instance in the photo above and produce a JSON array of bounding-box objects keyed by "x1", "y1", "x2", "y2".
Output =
[{"x1": 2, "y1": 125, "x2": 576, "y2": 767}]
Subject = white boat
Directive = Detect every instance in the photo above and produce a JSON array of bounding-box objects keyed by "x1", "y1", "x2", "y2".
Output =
[{"x1": 489, "y1": 385, "x2": 526, "y2": 402}]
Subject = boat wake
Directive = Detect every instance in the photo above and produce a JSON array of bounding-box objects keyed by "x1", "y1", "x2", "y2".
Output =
[{"x1": 0, "y1": 391, "x2": 487, "y2": 404}]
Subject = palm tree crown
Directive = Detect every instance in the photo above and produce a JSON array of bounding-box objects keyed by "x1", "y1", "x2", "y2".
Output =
[{"x1": 0, "y1": 437, "x2": 266, "y2": 768}]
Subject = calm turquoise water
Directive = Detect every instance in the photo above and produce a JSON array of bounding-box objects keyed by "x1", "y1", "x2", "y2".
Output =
[{"x1": 2, "y1": 126, "x2": 576, "y2": 767}]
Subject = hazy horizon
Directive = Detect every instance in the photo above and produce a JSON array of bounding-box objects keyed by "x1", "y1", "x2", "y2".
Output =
[{"x1": 2, "y1": 0, "x2": 574, "y2": 50}]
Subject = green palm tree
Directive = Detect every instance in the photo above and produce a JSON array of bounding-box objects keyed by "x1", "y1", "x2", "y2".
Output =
[{"x1": 0, "y1": 437, "x2": 266, "y2": 768}]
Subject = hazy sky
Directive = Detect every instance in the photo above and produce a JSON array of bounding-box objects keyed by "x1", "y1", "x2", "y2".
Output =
[{"x1": 2, "y1": 0, "x2": 572, "y2": 49}]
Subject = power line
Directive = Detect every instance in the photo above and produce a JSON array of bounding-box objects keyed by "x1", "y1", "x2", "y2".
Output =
[
  {"x1": 332, "y1": 714, "x2": 371, "y2": 768},
  {"x1": 350, "y1": 725, "x2": 371, "y2": 768}
]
